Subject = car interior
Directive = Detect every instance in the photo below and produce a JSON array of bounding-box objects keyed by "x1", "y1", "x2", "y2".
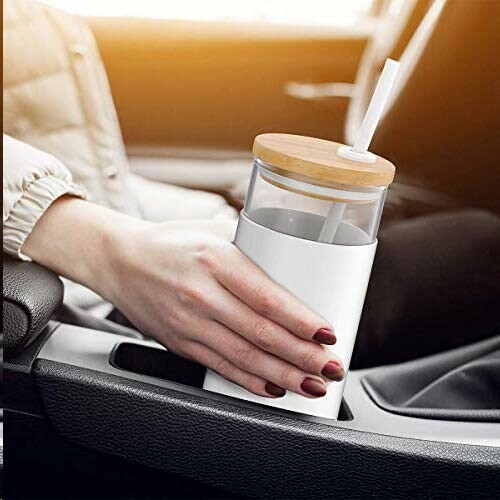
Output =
[{"x1": 2, "y1": 0, "x2": 500, "y2": 498}]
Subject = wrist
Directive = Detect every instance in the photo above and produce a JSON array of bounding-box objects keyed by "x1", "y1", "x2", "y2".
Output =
[
  {"x1": 22, "y1": 196, "x2": 147, "y2": 299},
  {"x1": 84, "y1": 206, "x2": 150, "y2": 302}
]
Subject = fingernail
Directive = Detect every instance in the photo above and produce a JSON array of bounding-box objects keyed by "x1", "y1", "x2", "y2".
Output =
[
  {"x1": 300, "y1": 378, "x2": 327, "y2": 397},
  {"x1": 313, "y1": 328, "x2": 336, "y2": 345},
  {"x1": 321, "y1": 361, "x2": 345, "y2": 381},
  {"x1": 265, "y1": 382, "x2": 286, "y2": 398}
]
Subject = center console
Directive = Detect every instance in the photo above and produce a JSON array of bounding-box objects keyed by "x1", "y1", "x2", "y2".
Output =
[
  {"x1": 3, "y1": 255, "x2": 500, "y2": 498},
  {"x1": 5, "y1": 320, "x2": 496, "y2": 498}
]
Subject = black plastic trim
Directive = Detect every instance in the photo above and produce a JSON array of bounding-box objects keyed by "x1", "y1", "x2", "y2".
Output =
[
  {"x1": 4, "y1": 322, "x2": 59, "y2": 415},
  {"x1": 33, "y1": 359, "x2": 500, "y2": 499}
]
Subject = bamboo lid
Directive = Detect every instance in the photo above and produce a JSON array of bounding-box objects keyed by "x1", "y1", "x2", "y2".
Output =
[{"x1": 253, "y1": 134, "x2": 395, "y2": 187}]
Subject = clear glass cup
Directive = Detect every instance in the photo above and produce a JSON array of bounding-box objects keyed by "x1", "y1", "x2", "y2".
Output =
[{"x1": 244, "y1": 157, "x2": 387, "y2": 245}]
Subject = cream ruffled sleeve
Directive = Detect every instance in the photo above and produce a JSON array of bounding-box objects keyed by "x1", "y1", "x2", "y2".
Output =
[{"x1": 3, "y1": 134, "x2": 87, "y2": 260}]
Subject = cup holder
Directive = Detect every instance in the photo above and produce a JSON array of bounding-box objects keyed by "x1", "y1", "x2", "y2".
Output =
[{"x1": 111, "y1": 341, "x2": 353, "y2": 421}]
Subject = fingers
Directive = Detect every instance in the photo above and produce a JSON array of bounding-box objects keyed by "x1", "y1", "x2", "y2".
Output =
[
  {"x1": 209, "y1": 285, "x2": 345, "y2": 380},
  {"x1": 181, "y1": 341, "x2": 286, "y2": 398},
  {"x1": 214, "y1": 248, "x2": 336, "y2": 344},
  {"x1": 195, "y1": 319, "x2": 329, "y2": 398}
]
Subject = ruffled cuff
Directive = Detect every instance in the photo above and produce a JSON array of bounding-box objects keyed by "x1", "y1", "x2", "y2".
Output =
[{"x1": 3, "y1": 174, "x2": 87, "y2": 261}]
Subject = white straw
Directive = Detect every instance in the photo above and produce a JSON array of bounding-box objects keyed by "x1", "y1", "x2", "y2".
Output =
[
  {"x1": 318, "y1": 58, "x2": 400, "y2": 244},
  {"x1": 352, "y1": 58, "x2": 400, "y2": 153},
  {"x1": 318, "y1": 203, "x2": 345, "y2": 243}
]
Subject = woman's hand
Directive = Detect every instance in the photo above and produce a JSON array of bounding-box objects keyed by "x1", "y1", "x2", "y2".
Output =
[{"x1": 24, "y1": 197, "x2": 345, "y2": 399}]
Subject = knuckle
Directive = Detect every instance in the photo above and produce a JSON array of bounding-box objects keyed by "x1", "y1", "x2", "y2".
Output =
[
  {"x1": 251, "y1": 321, "x2": 274, "y2": 351},
  {"x1": 233, "y1": 344, "x2": 254, "y2": 370},
  {"x1": 195, "y1": 248, "x2": 218, "y2": 272},
  {"x1": 295, "y1": 318, "x2": 314, "y2": 337},
  {"x1": 300, "y1": 348, "x2": 320, "y2": 372},
  {"x1": 167, "y1": 306, "x2": 186, "y2": 328},
  {"x1": 177, "y1": 283, "x2": 206, "y2": 306},
  {"x1": 214, "y1": 357, "x2": 233, "y2": 379},
  {"x1": 247, "y1": 380, "x2": 265, "y2": 396},
  {"x1": 278, "y1": 366, "x2": 295, "y2": 389},
  {"x1": 253, "y1": 285, "x2": 276, "y2": 316}
]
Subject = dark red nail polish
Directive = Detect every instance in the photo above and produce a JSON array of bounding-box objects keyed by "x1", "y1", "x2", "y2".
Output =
[
  {"x1": 321, "y1": 361, "x2": 345, "y2": 381},
  {"x1": 265, "y1": 382, "x2": 286, "y2": 398},
  {"x1": 300, "y1": 378, "x2": 327, "y2": 397},
  {"x1": 313, "y1": 328, "x2": 336, "y2": 345}
]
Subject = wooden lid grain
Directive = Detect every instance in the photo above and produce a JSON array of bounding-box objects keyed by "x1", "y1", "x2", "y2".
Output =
[{"x1": 253, "y1": 134, "x2": 395, "y2": 187}]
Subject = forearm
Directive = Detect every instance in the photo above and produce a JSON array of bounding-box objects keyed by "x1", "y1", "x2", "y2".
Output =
[
  {"x1": 21, "y1": 195, "x2": 344, "y2": 398},
  {"x1": 22, "y1": 196, "x2": 144, "y2": 299}
]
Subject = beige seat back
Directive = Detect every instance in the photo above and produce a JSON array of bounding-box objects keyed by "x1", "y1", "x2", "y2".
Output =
[{"x1": 3, "y1": 0, "x2": 139, "y2": 215}]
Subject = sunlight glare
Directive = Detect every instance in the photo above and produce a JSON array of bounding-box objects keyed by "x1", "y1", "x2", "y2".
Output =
[{"x1": 40, "y1": 0, "x2": 373, "y2": 27}]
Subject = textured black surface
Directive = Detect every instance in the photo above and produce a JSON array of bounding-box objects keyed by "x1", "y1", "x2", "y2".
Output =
[
  {"x1": 34, "y1": 359, "x2": 500, "y2": 499},
  {"x1": 4, "y1": 410, "x2": 238, "y2": 499},
  {"x1": 3, "y1": 255, "x2": 63, "y2": 357},
  {"x1": 4, "y1": 322, "x2": 59, "y2": 415},
  {"x1": 363, "y1": 335, "x2": 500, "y2": 422}
]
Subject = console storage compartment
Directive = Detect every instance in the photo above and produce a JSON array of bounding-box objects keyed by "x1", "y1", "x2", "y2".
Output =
[{"x1": 111, "y1": 342, "x2": 206, "y2": 388}]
